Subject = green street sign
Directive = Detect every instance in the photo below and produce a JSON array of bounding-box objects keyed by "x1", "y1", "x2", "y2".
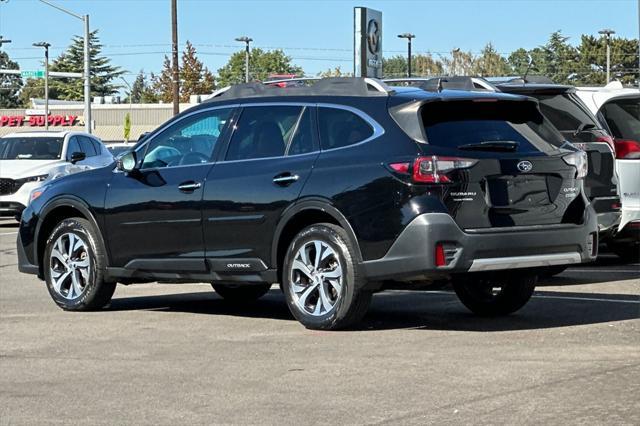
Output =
[{"x1": 20, "y1": 70, "x2": 45, "y2": 79}]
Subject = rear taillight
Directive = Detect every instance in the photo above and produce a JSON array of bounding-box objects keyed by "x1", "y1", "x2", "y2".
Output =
[
  {"x1": 388, "y1": 156, "x2": 477, "y2": 183},
  {"x1": 596, "y1": 135, "x2": 616, "y2": 154},
  {"x1": 614, "y1": 139, "x2": 640, "y2": 159}
]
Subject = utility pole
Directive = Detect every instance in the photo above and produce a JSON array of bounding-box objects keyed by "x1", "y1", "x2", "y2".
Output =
[
  {"x1": 235, "y1": 36, "x2": 252, "y2": 83},
  {"x1": 397, "y1": 33, "x2": 415, "y2": 77},
  {"x1": 171, "y1": 0, "x2": 179, "y2": 116},
  {"x1": 37, "y1": 1, "x2": 92, "y2": 134},
  {"x1": 33, "y1": 42, "x2": 51, "y2": 130},
  {"x1": 598, "y1": 28, "x2": 616, "y2": 84}
]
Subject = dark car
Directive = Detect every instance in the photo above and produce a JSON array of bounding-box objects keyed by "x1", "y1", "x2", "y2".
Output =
[
  {"x1": 490, "y1": 78, "x2": 621, "y2": 246},
  {"x1": 17, "y1": 78, "x2": 598, "y2": 330}
]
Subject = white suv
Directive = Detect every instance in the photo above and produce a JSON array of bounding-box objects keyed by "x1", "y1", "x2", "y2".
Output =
[
  {"x1": 0, "y1": 131, "x2": 113, "y2": 220},
  {"x1": 576, "y1": 82, "x2": 640, "y2": 261}
]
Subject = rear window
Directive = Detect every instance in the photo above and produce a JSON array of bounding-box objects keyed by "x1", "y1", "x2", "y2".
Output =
[
  {"x1": 533, "y1": 93, "x2": 601, "y2": 141},
  {"x1": 421, "y1": 100, "x2": 565, "y2": 153},
  {"x1": 601, "y1": 96, "x2": 640, "y2": 142}
]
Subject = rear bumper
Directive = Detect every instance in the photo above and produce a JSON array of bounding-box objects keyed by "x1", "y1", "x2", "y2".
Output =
[
  {"x1": 362, "y1": 208, "x2": 598, "y2": 280},
  {"x1": 591, "y1": 196, "x2": 621, "y2": 239}
]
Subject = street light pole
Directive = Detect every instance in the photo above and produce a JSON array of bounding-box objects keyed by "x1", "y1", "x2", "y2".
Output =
[
  {"x1": 235, "y1": 36, "x2": 253, "y2": 83},
  {"x1": 598, "y1": 28, "x2": 616, "y2": 83},
  {"x1": 171, "y1": 0, "x2": 179, "y2": 116},
  {"x1": 397, "y1": 33, "x2": 416, "y2": 78},
  {"x1": 33, "y1": 42, "x2": 51, "y2": 131},
  {"x1": 37, "y1": 1, "x2": 92, "y2": 133}
]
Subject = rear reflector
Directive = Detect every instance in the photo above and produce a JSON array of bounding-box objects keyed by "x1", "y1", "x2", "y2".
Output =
[
  {"x1": 614, "y1": 139, "x2": 640, "y2": 159},
  {"x1": 389, "y1": 162, "x2": 410, "y2": 174},
  {"x1": 435, "y1": 243, "x2": 446, "y2": 267}
]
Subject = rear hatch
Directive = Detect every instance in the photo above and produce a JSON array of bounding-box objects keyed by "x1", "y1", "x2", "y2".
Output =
[
  {"x1": 418, "y1": 99, "x2": 585, "y2": 230},
  {"x1": 499, "y1": 87, "x2": 618, "y2": 201}
]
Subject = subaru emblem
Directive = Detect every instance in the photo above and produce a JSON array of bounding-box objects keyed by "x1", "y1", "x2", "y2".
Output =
[{"x1": 517, "y1": 161, "x2": 533, "y2": 172}]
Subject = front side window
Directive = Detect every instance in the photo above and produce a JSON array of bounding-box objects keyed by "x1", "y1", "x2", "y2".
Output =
[
  {"x1": 0, "y1": 137, "x2": 63, "y2": 160},
  {"x1": 141, "y1": 108, "x2": 232, "y2": 169},
  {"x1": 225, "y1": 105, "x2": 308, "y2": 161},
  {"x1": 318, "y1": 107, "x2": 374, "y2": 150},
  {"x1": 78, "y1": 136, "x2": 98, "y2": 157}
]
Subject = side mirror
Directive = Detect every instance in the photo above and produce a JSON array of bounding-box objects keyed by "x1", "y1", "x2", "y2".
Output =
[
  {"x1": 138, "y1": 132, "x2": 150, "y2": 142},
  {"x1": 69, "y1": 151, "x2": 86, "y2": 164},
  {"x1": 116, "y1": 150, "x2": 137, "y2": 173}
]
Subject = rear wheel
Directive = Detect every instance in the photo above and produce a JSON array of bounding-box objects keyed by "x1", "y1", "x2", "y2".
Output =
[
  {"x1": 607, "y1": 242, "x2": 640, "y2": 263},
  {"x1": 453, "y1": 273, "x2": 536, "y2": 316},
  {"x1": 282, "y1": 223, "x2": 371, "y2": 330},
  {"x1": 211, "y1": 283, "x2": 272, "y2": 303},
  {"x1": 44, "y1": 218, "x2": 116, "y2": 311}
]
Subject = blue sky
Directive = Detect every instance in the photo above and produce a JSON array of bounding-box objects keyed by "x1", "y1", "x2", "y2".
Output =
[{"x1": 0, "y1": 0, "x2": 637, "y2": 88}]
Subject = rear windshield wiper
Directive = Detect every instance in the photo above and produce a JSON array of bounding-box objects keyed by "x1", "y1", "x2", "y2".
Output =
[
  {"x1": 573, "y1": 123, "x2": 603, "y2": 136},
  {"x1": 458, "y1": 141, "x2": 520, "y2": 152}
]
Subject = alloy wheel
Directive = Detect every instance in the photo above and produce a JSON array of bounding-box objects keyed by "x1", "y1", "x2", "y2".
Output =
[{"x1": 49, "y1": 232, "x2": 91, "y2": 300}]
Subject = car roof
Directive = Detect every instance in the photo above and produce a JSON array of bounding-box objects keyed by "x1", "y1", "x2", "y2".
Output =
[{"x1": 575, "y1": 82, "x2": 640, "y2": 111}]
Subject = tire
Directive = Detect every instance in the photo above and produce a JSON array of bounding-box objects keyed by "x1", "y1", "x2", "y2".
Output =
[
  {"x1": 539, "y1": 265, "x2": 569, "y2": 279},
  {"x1": 43, "y1": 217, "x2": 116, "y2": 311},
  {"x1": 607, "y1": 242, "x2": 640, "y2": 263},
  {"x1": 453, "y1": 273, "x2": 537, "y2": 316},
  {"x1": 211, "y1": 283, "x2": 271, "y2": 302},
  {"x1": 282, "y1": 223, "x2": 371, "y2": 330}
]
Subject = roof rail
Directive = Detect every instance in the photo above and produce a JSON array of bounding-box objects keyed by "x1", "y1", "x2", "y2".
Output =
[
  {"x1": 485, "y1": 75, "x2": 555, "y2": 85},
  {"x1": 383, "y1": 76, "x2": 496, "y2": 92},
  {"x1": 204, "y1": 77, "x2": 395, "y2": 102}
]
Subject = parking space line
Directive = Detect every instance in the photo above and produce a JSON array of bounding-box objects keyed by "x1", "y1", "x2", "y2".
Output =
[
  {"x1": 422, "y1": 290, "x2": 639, "y2": 304},
  {"x1": 0, "y1": 232, "x2": 18, "y2": 236},
  {"x1": 567, "y1": 268, "x2": 639, "y2": 273}
]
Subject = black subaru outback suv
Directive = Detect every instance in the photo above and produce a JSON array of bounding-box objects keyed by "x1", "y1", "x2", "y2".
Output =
[{"x1": 17, "y1": 78, "x2": 598, "y2": 330}]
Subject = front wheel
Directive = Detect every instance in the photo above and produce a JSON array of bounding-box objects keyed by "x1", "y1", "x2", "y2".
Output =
[
  {"x1": 44, "y1": 218, "x2": 116, "y2": 311},
  {"x1": 282, "y1": 223, "x2": 371, "y2": 330},
  {"x1": 453, "y1": 274, "x2": 537, "y2": 316}
]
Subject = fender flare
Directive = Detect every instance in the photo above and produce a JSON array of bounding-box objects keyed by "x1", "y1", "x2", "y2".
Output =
[
  {"x1": 270, "y1": 197, "x2": 362, "y2": 267},
  {"x1": 36, "y1": 195, "x2": 109, "y2": 268}
]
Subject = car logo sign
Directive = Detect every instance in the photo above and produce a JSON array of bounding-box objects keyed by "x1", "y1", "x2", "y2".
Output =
[{"x1": 517, "y1": 161, "x2": 533, "y2": 172}]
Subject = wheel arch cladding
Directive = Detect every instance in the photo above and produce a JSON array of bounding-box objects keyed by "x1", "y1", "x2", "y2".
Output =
[
  {"x1": 36, "y1": 198, "x2": 106, "y2": 278},
  {"x1": 273, "y1": 204, "x2": 362, "y2": 283}
]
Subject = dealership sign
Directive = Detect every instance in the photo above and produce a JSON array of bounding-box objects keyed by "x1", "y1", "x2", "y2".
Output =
[
  {"x1": 354, "y1": 7, "x2": 382, "y2": 78},
  {"x1": 0, "y1": 115, "x2": 79, "y2": 127}
]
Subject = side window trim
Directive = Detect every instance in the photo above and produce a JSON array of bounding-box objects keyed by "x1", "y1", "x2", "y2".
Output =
[
  {"x1": 316, "y1": 103, "x2": 385, "y2": 152},
  {"x1": 135, "y1": 104, "x2": 239, "y2": 170},
  {"x1": 217, "y1": 102, "x2": 324, "y2": 163},
  {"x1": 66, "y1": 136, "x2": 80, "y2": 161}
]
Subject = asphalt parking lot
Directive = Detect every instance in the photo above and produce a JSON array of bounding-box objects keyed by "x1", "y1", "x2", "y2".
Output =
[{"x1": 0, "y1": 218, "x2": 638, "y2": 425}]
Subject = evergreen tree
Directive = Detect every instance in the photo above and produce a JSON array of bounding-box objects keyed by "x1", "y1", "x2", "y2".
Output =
[
  {"x1": 179, "y1": 41, "x2": 215, "y2": 101},
  {"x1": 152, "y1": 56, "x2": 174, "y2": 103},
  {"x1": 217, "y1": 48, "x2": 303, "y2": 86},
  {"x1": 473, "y1": 43, "x2": 510, "y2": 76},
  {"x1": 0, "y1": 51, "x2": 23, "y2": 108},
  {"x1": 507, "y1": 48, "x2": 531, "y2": 76}
]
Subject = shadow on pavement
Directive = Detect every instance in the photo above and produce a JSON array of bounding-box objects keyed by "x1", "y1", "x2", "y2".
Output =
[{"x1": 106, "y1": 288, "x2": 639, "y2": 332}]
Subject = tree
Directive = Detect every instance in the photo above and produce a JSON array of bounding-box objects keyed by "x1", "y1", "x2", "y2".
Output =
[
  {"x1": 382, "y1": 54, "x2": 443, "y2": 78},
  {"x1": 473, "y1": 43, "x2": 510, "y2": 76},
  {"x1": 575, "y1": 34, "x2": 639, "y2": 85},
  {"x1": 21, "y1": 30, "x2": 124, "y2": 103},
  {"x1": 508, "y1": 48, "x2": 531, "y2": 76},
  {"x1": 180, "y1": 41, "x2": 215, "y2": 101},
  {"x1": 129, "y1": 70, "x2": 158, "y2": 103},
  {"x1": 382, "y1": 55, "x2": 409, "y2": 77},
  {"x1": 151, "y1": 56, "x2": 173, "y2": 103},
  {"x1": 216, "y1": 48, "x2": 303, "y2": 86},
  {"x1": 317, "y1": 66, "x2": 351, "y2": 78},
  {"x1": 0, "y1": 51, "x2": 23, "y2": 108},
  {"x1": 527, "y1": 31, "x2": 579, "y2": 84},
  {"x1": 441, "y1": 49, "x2": 476, "y2": 76}
]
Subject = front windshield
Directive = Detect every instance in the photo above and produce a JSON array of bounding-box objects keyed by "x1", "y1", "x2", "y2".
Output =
[{"x1": 0, "y1": 137, "x2": 64, "y2": 160}]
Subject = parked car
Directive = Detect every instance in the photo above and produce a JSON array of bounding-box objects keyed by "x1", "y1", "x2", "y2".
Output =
[
  {"x1": 489, "y1": 78, "x2": 621, "y2": 268},
  {"x1": 106, "y1": 142, "x2": 136, "y2": 159},
  {"x1": 17, "y1": 78, "x2": 597, "y2": 330},
  {"x1": 0, "y1": 131, "x2": 113, "y2": 220},
  {"x1": 576, "y1": 82, "x2": 640, "y2": 261}
]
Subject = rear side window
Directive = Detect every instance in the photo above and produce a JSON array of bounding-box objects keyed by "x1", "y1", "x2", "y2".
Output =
[
  {"x1": 226, "y1": 106, "x2": 307, "y2": 161},
  {"x1": 601, "y1": 97, "x2": 640, "y2": 141},
  {"x1": 78, "y1": 136, "x2": 98, "y2": 157},
  {"x1": 318, "y1": 107, "x2": 373, "y2": 150},
  {"x1": 422, "y1": 100, "x2": 565, "y2": 153},
  {"x1": 66, "y1": 137, "x2": 81, "y2": 159}
]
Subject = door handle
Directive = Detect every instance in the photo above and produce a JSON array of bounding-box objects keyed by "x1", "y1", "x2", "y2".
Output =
[
  {"x1": 178, "y1": 181, "x2": 202, "y2": 192},
  {"x1": 273, "y1": 173, "x2": 299, "y2": 186}
]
